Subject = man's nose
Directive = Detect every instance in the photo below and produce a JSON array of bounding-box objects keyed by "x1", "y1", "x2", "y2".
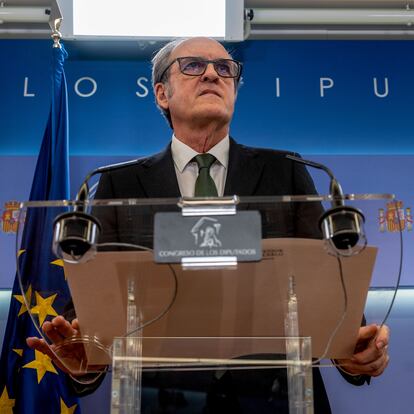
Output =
[{"x1": 201, "y1": 63, "x2": 219, "y2": 81}]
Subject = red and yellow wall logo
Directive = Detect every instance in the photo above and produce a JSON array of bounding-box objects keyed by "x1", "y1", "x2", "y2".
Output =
[
  {"x1": 1, "y1": 201, "x2": 20, "y2": 233},
  {"x1": 379, "y1": 201, "x2": 412, "y2": 232}
]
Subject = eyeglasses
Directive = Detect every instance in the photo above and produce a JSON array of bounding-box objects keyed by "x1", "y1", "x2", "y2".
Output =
[{"x1": 160, "y1": 56, "x2": 242, "y2": 82}]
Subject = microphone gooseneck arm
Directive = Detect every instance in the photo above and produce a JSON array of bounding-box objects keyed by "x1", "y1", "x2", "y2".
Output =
[
  {"x1": 285, "y1": 154, "x2": 344, "y2": 207},
  {"x1": 53, "y1": 158, "x2": 142, "y2": 262},
  {"x1": 285, "y1": 153, "x2": 366, "y2": 255},
  {"x1": 74, "y1": 158, "x2": 142, "y2": 209}
]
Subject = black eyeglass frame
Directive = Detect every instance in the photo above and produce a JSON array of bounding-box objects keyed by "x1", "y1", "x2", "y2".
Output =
[{"x1": 159, "y1": 56, "x2": 243, "y2": 83}]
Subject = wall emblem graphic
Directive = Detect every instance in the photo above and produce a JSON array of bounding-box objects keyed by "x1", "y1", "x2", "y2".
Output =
[
  {"x1": 379, "y1": 201, "x2": 412, "y2": 232},
  {"x1": 1, "y1": 201, "x2": 20, "y2": 233},
  {"x1": 191, "y1": 217, "x2": 222, "y2": 248}
]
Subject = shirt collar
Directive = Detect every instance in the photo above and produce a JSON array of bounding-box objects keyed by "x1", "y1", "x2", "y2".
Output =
[{"x1": 171, "y1": 134, "x2": 230, "y2": 173}]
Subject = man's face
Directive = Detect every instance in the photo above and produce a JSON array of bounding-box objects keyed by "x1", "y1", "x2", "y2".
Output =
[{"x1": 155, "y1": 38, "x2": 237, "y2": 130}]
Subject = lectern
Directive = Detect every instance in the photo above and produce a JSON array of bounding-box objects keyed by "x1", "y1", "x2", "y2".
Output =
[{"x1": 14, "y1": 194, "x2": 400, "y2": 413}]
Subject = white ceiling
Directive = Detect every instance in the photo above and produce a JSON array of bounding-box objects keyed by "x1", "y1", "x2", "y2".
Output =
[{"x1": 1, "y1": 0, "x2": 414, "y2": 40}]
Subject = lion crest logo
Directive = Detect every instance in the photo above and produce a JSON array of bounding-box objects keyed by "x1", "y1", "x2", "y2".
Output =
[{"x1": 191, "y1": 217, "x2": 222, "y2": 248}]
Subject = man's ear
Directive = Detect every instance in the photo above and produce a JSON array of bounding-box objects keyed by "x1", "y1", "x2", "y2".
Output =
[{"x1": 155, "y1": 83, "x2": 169, "y2": 110}]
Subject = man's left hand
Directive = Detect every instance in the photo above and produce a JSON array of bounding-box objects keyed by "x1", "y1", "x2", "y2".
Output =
[{"x1": 337, "y1": 324, "x2": 390, "y2": 377}]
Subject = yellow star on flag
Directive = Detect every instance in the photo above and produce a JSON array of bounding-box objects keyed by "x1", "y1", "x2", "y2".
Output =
[
  {"x1": 60, "y1": 398, "x2": 77, "y2": 414},
  {"x1": 30, "y1": 291, "x2": 58, "y2": 326},
  {"x1": 18, "y1": 249, "x2": 26, "y2": 257},
  {"x1": 51, "y1": 259, "x2": 64, "y2": 267},
  {"x1": 13, "y1": 284, "x2": 32, "y2": 317},
  {"x1": 12, "y1": 348, "x2": 23, "y2": 357},
  {"x1": 51, "y1": 258, "x2": 67, "y2": 279},
  {"x1": 22, "y1": 350, "x2": 58, "y2": 383},
  {"x1": 0, "y1": 386, "x2": 15, "y2": 413}
]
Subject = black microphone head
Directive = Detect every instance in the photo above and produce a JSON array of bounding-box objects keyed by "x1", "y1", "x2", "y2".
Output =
[
  {"x1": 286, "y1": 153, "x2": 367, "y2": 256},
  {"x1": 52, "y1": 211, "x2": 102, "y2": 263},
  {"x1": 53, "y1": 158, "x2": 140, "y2": 263},
  {"x1": 319, "y1": 205, "x2": 366, "y2": 256}
]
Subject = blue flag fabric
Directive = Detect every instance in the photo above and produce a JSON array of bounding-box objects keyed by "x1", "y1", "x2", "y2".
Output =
[{"x1": 0, "y1": 44, "x2": 81, "y2": 413}]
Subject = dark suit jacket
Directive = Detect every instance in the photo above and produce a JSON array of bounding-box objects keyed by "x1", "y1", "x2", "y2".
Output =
[
  {"x1": 70, "y1": 139, "x2": 367, "y2": 413},
  {"x1": 94, "y1": 138, "x2": 323, "y2": 245}
]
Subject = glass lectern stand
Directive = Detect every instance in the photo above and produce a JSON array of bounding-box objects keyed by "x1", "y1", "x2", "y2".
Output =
[{"x1": 14, "y1": 194, "x2": 401, "y2": 413}]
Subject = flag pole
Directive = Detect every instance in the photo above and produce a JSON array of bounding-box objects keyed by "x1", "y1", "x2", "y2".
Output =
[{"x1": 49, "y1": 0, "x2": 63, "y2": 49}]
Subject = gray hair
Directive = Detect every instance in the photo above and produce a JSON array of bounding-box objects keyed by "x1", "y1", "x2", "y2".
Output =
[
  {"x1": 151, "y1": 38, "x2": 188, "y2": 129},
  {"x1": 151, "y1": 38, "x2": 239, "y2": 129}
]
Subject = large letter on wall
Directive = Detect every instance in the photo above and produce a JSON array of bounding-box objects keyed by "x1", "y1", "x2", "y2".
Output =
[
  {"x1": 373, "y1": 77, "x2": 389, "y2": 98},
  {"x1": 74, "y1": 77, "x2": 98, "y2": 97},
  {"x1": 23, "y1": 77, "x2": 35, "y2": 97},
  {"x1": 275, "y1": 77, "x2": 281, "y2": 98},
  {"x1": 320, "y1": 77, "x2": 334, "y2": 97},
  {"x1": 136, "y1": 77, "x2": 149, "y2": 98}
]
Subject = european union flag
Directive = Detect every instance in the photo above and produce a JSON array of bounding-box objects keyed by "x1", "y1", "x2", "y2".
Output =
[{"x1": 0, "y1": 43, "x2": 80, "y2": 413}]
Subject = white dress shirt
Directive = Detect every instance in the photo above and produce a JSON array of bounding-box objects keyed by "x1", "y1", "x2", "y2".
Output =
[{"x1": 171, "y1": 134, "x2": 229, "y2": 197}]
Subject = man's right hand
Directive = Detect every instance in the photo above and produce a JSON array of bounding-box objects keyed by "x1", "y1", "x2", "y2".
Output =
[{"x1": 26, "y1": 315, "x2": 88, "y2": 375}]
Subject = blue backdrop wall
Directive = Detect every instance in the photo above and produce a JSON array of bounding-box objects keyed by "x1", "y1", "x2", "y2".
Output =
[
  {"x1": 0, "y1": 39, "x2": 413, "y2": 414},
  {"x1": 1, "y1": 39, "x2": 412, "y2": 287},
  {"x1": 1, "y1": 40, "x2": 414, "y2": 155}
]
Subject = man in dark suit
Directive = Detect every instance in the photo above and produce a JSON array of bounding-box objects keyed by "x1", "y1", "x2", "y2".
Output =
[{"x1": 27, "y1": 37, "x2": 389, "y2": 413}]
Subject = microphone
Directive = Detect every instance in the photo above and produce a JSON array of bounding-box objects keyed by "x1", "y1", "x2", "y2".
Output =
[
  {"x1": 286, "y1": 154, "x2": 366, "y2": 256},
  {"x1": 52, "y1": 158, "x2": 142, "y2": 263}
]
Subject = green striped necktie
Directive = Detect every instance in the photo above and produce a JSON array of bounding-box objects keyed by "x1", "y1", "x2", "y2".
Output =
[{"x1": 194, "y1": 153, "x2": 218, "y2": 197}]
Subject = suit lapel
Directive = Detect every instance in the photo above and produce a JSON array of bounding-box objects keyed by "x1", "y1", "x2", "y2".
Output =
[
  {"x1": 137, "y1": 138, "x2": 264, "y2": 198},
  {"x1": 224, "y1": 138, "x2": 264, "y2": 196},
  {"x1": 138, "y1": 145, "x2": 181, "y2": 198}
]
